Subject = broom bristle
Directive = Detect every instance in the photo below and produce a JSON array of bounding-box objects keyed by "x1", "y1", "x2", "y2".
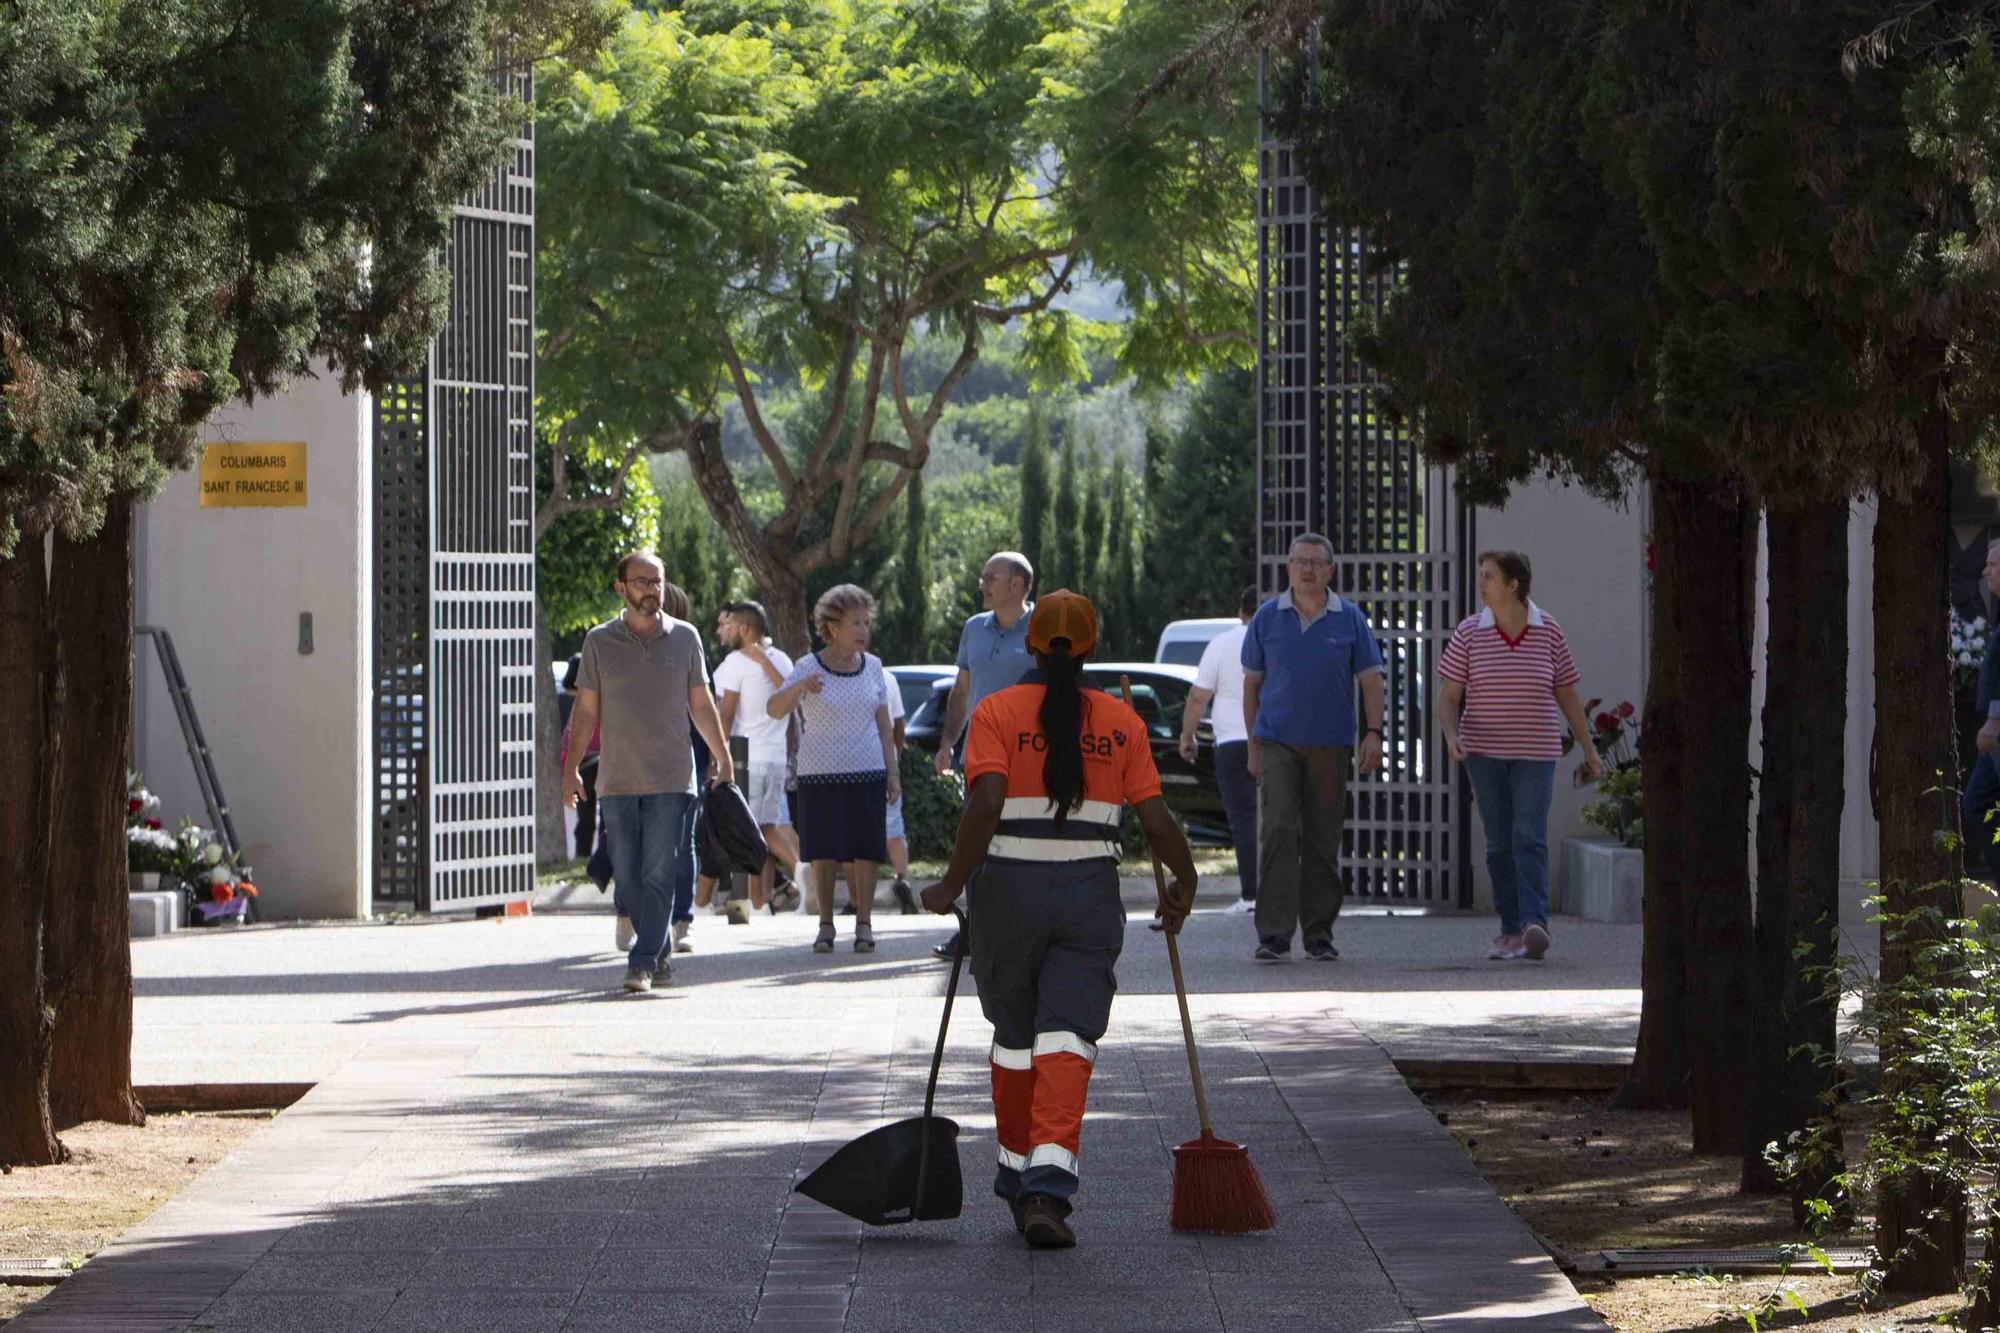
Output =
[{"x1": 1169, "y1": 1132, "x2": 1276, "y2": 1234}]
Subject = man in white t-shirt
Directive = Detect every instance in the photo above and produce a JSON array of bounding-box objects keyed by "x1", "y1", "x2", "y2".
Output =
[
  {"x1": 1178, "y1": 585, "x2": 1261, "y2": 914},
  {"x1": 713, "y1": 600, "x2": 800, "y2": 911}
]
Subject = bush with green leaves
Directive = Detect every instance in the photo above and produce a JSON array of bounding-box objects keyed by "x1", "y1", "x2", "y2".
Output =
[{"x1": 899, "y1": 748, "x2": 964, "y2": 862}]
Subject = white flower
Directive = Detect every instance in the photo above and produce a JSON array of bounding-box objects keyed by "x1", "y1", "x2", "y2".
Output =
[
  {"x1": 203, "y1": 843, "x2": 223, "y2": 865},
  {"x1": 209, "y1": 866, "x2": 233, "y2": 886}
]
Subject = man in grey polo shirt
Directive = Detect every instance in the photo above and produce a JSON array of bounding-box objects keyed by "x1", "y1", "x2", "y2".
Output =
[
  {"x1": 565, "y1": 552, "x2": 734, "y2": 993},
  {"x1": 929, "y1": 550, "x2": 1036, "y2": 960}
]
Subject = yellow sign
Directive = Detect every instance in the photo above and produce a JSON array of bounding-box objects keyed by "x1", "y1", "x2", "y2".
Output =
[{"x1": 199, "y1": 442, "x2": 307, "y2": 508}]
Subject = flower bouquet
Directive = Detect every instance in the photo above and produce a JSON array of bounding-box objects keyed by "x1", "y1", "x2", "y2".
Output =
[{"x1": 1952, "y1": 607, "x2": 1989, "y2": 692}]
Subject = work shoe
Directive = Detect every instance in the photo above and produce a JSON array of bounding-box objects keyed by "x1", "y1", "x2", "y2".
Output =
[
  {"x1": 1018, "y1": 1195, "x2": 1076, "y2": 1249},
  {"x1": 1253, "y1": 941, "x2": 1287, "y2": 962},
  {"x1": 1521, "y1": 923, "x2": 1551, "y2": 960},
  {"x1": 672, "y1": 921, "x2": 692, "y2": 954},
  {"x1": 1305, "y1": 941, "x2": 1340, "y2": 962},
  {"x1": 1224, "y1": 897, "x2": 1256, "y2": 915},
  {"x1": 892, "y1": 878, "x2": 918, "y2": 915},
  {"x1": 621, "y1": 967, "x2": 652, "y2": 994},
  {"x1": 854, "y1": 922, "x2": 875, "y2": 954},
  {"x1": 814, "y1": 923, "x2": 836, "y2": 954},
  {"x1": 615, "y1": 915, "x2": 635, "y2": 952},
  {"x1": 651, "y1": 956, "x2": 673, "y2": 987},
  {"x1": 1485, "y1": 933, "x2": 1522, "y2": 961}
]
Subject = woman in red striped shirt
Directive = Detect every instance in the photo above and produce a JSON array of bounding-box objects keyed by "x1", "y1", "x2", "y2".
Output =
[{"x1": 1439, "y1": 551, "x2": 1604, "y2": 962}]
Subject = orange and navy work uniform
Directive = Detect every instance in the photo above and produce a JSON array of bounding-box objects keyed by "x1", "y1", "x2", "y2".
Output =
[{"x1": 962, "y1": 679, "x2": 1163, "y2": 1212}]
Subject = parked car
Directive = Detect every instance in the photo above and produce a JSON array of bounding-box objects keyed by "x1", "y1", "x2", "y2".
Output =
[
  {"x1": 905, "y1": 662, "x2": 1229, "y2": 843},
  {"x1": 886, "y1": 664, "x2": 956, "y2": 720},
  {"x1": 1153, "y1": 617, "x2": 1238, "y2": 667}
]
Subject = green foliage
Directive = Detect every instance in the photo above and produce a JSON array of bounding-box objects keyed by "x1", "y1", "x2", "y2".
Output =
[
  {"x1": 1103, "y1": 454, "x2": 1140, "y2": 657},
  {"x1": 898, "y1": 745, "x2": 963, "y2": 860},
  {"x1": 536, "y1": 441, "x2": 661, "y2": 637},
  {"x1": 1580, "y1": 766, "x2": 1643, "y2": 849},
  {"x1": 879, "y1": 471, "x2": 932, "y2": 665},
  {"x1": 926, "y1": 467, "x2": 1023, "y2": 657},
  {"x1": 536, "y1": 0, "x2": 1254, "y2": 634},
  {"x1": 657, "y1": 478, "x2": 725, "y2": 618},
  {"x1": 0, "y1": 0, "x2": 520, "y2": 553},
  {"x1": 1018, "y1": 401, "x2": 1052, "y2": 582}
]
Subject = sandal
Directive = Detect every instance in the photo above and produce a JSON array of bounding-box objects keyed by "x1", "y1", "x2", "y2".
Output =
[
  {"x1": 853, "y1": 922, "x2": 875, "y2": 954},
  {"x1": 813, "y1": 922, "x2": 835, "y2": 954}
]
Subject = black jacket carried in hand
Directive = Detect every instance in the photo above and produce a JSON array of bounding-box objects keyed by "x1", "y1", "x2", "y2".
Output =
[{"x1": 702, "y1": 780, "x2": 769, "y2": 875}]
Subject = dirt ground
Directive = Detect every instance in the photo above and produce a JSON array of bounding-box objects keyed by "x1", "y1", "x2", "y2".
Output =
[
  {"x1": 1426, "y1": 1091, "x2": 1968, "y2": 1332},
  {"x1": 0, "y1": 1111, "x2": 269, "y2": 1325}
]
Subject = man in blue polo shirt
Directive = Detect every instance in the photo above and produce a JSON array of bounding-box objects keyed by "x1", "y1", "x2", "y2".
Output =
[
  {"x1": 930, "y1": 550, "x2": 1037, "y2": 960},
  {"x1": 1242, "y1": 533, "x2": 1385, "y2": 962}
]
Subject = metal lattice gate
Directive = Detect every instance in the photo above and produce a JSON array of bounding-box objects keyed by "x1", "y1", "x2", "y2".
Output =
[
  {"x1": 372, "y1": 66, "x2": 537, "y2": 913},
  {"x1": 1257, "y1": 73, "x2": 1472, "y2": 908}
]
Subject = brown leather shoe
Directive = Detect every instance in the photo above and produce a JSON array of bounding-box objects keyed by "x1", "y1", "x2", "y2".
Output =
[{"x1": 1018, "y1": 1194, "x2": 1076, "y2": 1249}]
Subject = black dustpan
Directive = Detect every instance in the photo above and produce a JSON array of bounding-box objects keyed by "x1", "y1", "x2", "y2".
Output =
[{"x1": 794, "y1": 909, "x2": 967, "y2": 1225}]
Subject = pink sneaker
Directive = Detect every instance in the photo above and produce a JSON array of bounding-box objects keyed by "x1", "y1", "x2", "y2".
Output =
[
  {"x1": 1485, "y1": 933, "x2": 1521, "y2": 960},
  {"x1": 1521, "y1": 923, "x2": 1550, "y2": 960}
]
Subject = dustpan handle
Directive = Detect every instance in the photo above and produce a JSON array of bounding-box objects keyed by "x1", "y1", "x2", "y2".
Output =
[{"x1": 914, "y1": 906, "x2": 967, "y2": 1212}]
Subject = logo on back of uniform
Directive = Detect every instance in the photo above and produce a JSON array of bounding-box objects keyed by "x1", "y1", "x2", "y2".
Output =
[{"x1": 1017, "y1": 730, "x2": 1120, "y2": 758}]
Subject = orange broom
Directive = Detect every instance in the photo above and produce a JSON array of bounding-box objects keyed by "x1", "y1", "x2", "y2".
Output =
[{"x1": 1121, "y1": 679, "x2": 1275, "y2": 1234}]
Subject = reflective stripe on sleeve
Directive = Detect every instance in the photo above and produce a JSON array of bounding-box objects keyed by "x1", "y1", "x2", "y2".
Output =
[
  {"x1": 990, "y1": 1043, "x2": 1033, "y2": 1071},
  {"x1": 1032, "y1": 1031, "x2": 1098, "y2": 1065}
]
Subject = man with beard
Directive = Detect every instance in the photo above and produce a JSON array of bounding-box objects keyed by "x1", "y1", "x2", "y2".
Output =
[{"x1": 566, "y1": 552, "x2": 734, "y2": 992}]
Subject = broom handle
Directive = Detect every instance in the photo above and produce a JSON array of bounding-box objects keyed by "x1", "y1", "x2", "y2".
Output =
[
  {"x1": 1121, "y1": 677, "x2": 1214, "y2": 1139},
  {"x1": 915, "y1": 906, "x2": 967, "y2": 1211}
]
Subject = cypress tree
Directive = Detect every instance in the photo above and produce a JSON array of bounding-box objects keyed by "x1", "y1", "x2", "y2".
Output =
[
  {"x1": 893, "y1": 469, "x2": 931, "y2": 662},
  {"x1": 1053, "y1": 429, "x2": 1082, "y2": 591},
  {"x1": 1080, "y1": 442, "x2": 1105, "y2": 593},
  {"x1": 1018, "y1": 400, "x2": 1052, "y2": 582},
  {"x1": 1105, "y1": 454, "x2": 1135, "y2": 656}
]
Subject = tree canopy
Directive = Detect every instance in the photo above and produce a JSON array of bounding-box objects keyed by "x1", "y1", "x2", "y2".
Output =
[{"x1": 536, "y1": 0, "x2": 1256, "y2": 647}]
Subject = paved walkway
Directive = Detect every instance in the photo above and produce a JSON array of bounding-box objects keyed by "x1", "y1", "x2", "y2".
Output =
[{"x1": 16, "y1": 903, "x2": 1626, "y2": 1332}]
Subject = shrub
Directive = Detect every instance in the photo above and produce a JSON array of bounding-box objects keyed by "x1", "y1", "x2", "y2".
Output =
[{"x1": 899, "y1": 747, "x2": 964, "y2": 860}]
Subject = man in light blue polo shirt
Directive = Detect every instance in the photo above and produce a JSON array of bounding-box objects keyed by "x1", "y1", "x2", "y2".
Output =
[
  {"x1": 930, "y1": 550, "x2": 1036, "y2": 959},
  {"x1": 1242, "y1": 533, "x2": 1385, "y2": 962}
]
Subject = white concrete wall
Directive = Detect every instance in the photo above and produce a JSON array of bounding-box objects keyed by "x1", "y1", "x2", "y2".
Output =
[
  {"x1": 134, "y1": 371, "x2": 372, "y2": 919},
  {"x1": 1466, "y1": 477, "x2": 1651, "y2": 911}
]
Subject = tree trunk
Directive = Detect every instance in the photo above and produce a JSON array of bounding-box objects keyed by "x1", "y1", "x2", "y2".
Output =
[
  {"x1": 1741, "y1": 501, "x2": 1848, "y2": 1215},
  {"x1": 0, "y1": 540, "x2": 64, "y2": 1165},
  {"x1": 533, "y1": 594, "x2": 567, "y2": 864},
  {"x1": 44, "y1": 499, "x2": 144, "y2": 1129},
  {"x1": 1618, "y1": 474, "x2": 1756, "y2": 1159},
  {"x1": 1872, "y1": 411, "x2": 1966, "y2": 1292}
]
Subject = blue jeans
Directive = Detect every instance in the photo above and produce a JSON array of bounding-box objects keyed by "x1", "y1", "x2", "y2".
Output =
[
  {"x1": 1214, "y1": 741, "x2": 1258, "y2": 900},
  {"x1": 600, "y1": 792, "x2": 697, "y2": 971},
  {"x1": 1463, "y1": 756, "x2": 1556, "y2": 936},
  {"x1": 1966, "y1": 752, "x2": 2000, "y2": 880}
]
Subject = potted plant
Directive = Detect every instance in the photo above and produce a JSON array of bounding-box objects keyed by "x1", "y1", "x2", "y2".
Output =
[{"x1": 1561, "y1": 700, "x2": 1644, "y2": 922}]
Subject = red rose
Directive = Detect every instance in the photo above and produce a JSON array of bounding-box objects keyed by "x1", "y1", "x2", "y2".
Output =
[
  {"x1": 128, "y1": 798, "x2": 144, "y2": 813},
  {"x1": 145, "y1": 818, "x2": 162, "y2": 830},
  {"x1": 1594, "y1": 712, "x2": 1616, "y2": 731},
  {"x1": 1617, "y1": 702, "x2": 1634, "y2": 719},
  {"x1": 209, "y1": 882, "x2": 233, "y2": 904}
]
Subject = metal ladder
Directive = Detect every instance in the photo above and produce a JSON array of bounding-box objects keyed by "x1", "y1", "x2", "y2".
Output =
[{"x1": 136, "y1": 625, "x2": 245, "y2": 869}]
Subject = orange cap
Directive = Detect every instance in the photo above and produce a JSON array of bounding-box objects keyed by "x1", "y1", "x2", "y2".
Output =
[{"x1": 1027, "y1": 590, "x2": 1098, "y2": 658}]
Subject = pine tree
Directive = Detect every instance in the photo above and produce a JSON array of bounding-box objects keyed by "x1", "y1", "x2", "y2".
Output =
[
  {"x1": 1054, "y1": 430, "x2": 1082, "y2": 591},
  {"x1": 1018, "y1": 400, "x2": 1052, "y2": 583},
  {"x1": 1080, "y1": 442, "x2": 1105, "y2": 593}
]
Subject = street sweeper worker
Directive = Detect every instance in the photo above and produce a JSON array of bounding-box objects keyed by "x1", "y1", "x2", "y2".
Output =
[{"x1": 920, "y1": 589, "x2": 1198, "y2": 1250}]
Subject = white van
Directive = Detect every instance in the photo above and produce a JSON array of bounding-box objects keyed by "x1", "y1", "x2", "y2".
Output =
[{"x1": 1153, "y1": 618, "x2": 1239, "y2": 667}]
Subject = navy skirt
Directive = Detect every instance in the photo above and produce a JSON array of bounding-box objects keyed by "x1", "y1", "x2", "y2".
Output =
[{"x1": 796, "y1": 775, "x2": 889, "y2": 864}]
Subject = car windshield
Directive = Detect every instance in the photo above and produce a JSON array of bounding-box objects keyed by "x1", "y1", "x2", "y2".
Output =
[{"x1": 1158, "y1": 640, "x2": 1208, "y2": 667}]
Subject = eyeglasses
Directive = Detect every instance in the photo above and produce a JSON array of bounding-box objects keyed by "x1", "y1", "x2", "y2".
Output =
[
  {"x1": 624, "y1": 576, "x2": 663, "y2": 589},
  {"x1": 1288, "y1": 557, "x2": 1332, "y2": 569}
]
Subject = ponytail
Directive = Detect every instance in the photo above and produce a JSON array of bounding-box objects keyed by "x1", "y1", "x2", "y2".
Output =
[{"x1": 1037, "y1": 646, "x2": 1086, "y2": 826}]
